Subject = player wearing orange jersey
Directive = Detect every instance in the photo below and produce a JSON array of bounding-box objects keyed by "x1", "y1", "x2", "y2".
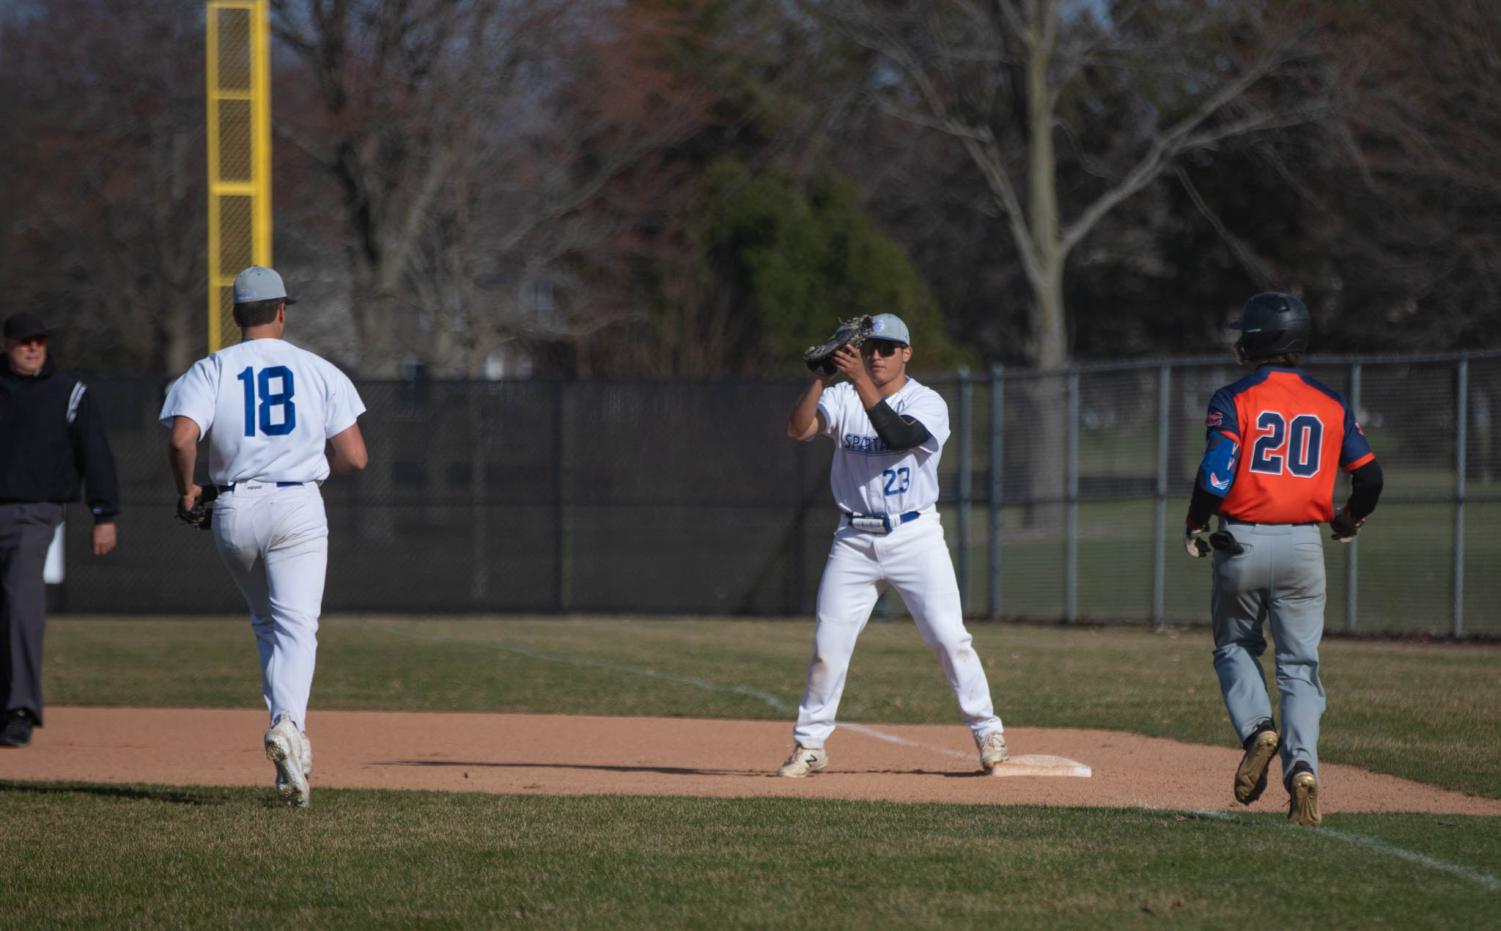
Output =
[{"x1": 1183, "y1": 293, "x2": 1384, "y2": 827}]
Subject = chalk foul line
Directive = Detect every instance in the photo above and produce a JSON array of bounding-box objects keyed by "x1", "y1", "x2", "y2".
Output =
[
  {"x1": 376, "y1": 623, "x2": 1091, "y2": 777},
  {"x1": 1188, "y1": 809, "x2": 1500, "y2": 893}
]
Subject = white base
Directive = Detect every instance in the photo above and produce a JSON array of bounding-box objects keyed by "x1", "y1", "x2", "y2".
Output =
[{"x1": 990, "y1": 754, "x2": 1092, "y2": 778}]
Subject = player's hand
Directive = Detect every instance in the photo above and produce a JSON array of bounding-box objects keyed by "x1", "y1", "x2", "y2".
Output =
[
  {"x1": 179, "y1": 484, "x2": 205, "y2": 513},
  {"x1": 176, "y1": 484, "x2": 215, "y2": 531},
  {"x1": 1330, "y1": 506, "x2": 1364, "y2": 543},
  {"x1": 832, "y1": 344, "x2": 871, "y2": 388},
  {"x1": 91, "y1": 522, "x2": 117, "y2": 556},
  {"x1": 1184, "y1": 526, "x2": 1211, "y2": 559}
]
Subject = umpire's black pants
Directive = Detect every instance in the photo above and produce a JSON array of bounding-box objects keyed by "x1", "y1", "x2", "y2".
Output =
[{"x1": 0, "y1": 502, "x2": 63, "y2": 724}]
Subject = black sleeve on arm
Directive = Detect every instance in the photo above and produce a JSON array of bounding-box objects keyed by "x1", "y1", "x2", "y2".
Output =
[
  {"x1": 71, "y1": 387, "x2": 120, "y2": 522},
  {"x1": 865, "y1": 400, "x2": 931, "y2": 451},
  {"x1": 1346, "y1": 459, "x2": 1383, "y2": 521},
  {"x1": 1186, "y1": 482, "x2": 1223, "y2": 530}
]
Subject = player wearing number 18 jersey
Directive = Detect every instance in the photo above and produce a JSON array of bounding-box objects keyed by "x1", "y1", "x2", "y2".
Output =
[
  {"x1": 160, "y1": 266, "x2": 368, "y2": 807},
  {"x1": 1184, "y1": 292, "x2": 1383, "y2": 827}
]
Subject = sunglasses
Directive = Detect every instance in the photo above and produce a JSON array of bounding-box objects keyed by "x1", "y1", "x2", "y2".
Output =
[
  {"x1": 9, "y1": 336, "x2": 46, "y2": 348},
  {"x1": 860, "y1": 340, "x2": 904, "y2": 358}
]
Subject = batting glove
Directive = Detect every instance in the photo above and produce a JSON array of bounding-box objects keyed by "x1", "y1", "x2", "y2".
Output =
[
  {"x1": 1330, "y1": 505, "x2": 1364, "y2": 543},
  {"x1": 1184, "y1": 525, "x2": 1211, "y2": 559}
]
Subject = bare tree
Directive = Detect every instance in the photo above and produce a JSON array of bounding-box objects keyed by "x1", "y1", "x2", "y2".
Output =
[
  {"x1": 271, "y1": 0, "x2": 712, "y2": 376},
  {"x1": 807, "y1": 0, "x2": 1337, "y2": 370},
  {"x1": 0, "y1": 0, "x2": 205, "y2": 374}
]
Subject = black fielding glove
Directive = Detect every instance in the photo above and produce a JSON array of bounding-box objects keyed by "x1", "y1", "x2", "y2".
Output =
[{"x1": 803, "y1": 316, "x2": 873, "y2": 374}]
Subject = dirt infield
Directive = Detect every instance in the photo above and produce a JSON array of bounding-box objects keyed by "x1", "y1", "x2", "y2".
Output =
[{"x1": 3, "y1": 707, "x2": 1499, "y2": 815}]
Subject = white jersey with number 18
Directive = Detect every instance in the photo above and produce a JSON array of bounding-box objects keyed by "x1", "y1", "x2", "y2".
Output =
[{"x1": 159, "y1": 339, "x2": 365, "y2": 486}]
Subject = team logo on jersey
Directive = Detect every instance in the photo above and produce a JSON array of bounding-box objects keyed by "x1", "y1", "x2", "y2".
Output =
[
  {"x1": 1206, "y1": 411, "x2": 1224, "y2": 428},
  {"x1": 843, "y1": 433, "x2": 892, "y2": 454},
  {"x1": 1209, "y1": 472, "x2": 1231, "y2": 491}
]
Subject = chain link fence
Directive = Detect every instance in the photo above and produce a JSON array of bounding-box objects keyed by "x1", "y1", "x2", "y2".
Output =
[{"x1": 54, "y1": 351, "x2": 1500, "y2": 637}]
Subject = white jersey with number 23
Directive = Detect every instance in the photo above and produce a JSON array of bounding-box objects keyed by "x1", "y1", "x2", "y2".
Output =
[
  {"x1": 159, "y1": 339, "x2": 365, "y2": 486},
  {"x1": 817, "y1": 378, "x2": 948, "y2": 515}
]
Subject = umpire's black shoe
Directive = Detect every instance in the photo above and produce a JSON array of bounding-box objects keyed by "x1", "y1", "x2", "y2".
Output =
[{"x1": 0, "y1": 709, "x2": 37, "y2": 747}]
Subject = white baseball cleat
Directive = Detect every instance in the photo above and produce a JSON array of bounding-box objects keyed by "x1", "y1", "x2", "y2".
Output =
[
  {"x1": 265, "y1": 715, "x2": 310, "y2": 807},
  {"x1": 976, "y1": 730, "x2": 1009, "y2": 773},
  {"x1": 776, "y1": 744, "x2": 828, "y2": 778},
  {"x1": 275, "y1": 727, "x2": 313, "y2": 800}
]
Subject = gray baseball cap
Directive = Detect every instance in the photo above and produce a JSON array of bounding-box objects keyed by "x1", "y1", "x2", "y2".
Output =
[
  {"x1": 232, "y1": 265, "x2": 297, "y2": 305},
  {"x1": 868, "y1": 313, "x2": 911, "y2": 345}
]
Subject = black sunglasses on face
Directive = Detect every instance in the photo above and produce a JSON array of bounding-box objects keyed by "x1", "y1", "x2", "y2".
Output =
[{"x1": 861, "y1": 340, "x2": 903, "y2": 358}]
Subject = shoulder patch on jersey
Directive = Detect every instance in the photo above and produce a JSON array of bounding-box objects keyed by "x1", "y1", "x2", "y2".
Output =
[{"x1": 1206, "y1": 410, "x2": 1224, "y2": 428}]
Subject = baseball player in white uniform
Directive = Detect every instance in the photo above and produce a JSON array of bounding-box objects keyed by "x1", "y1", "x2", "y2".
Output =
[
  {"x1": 160, "y1": 266, "x2": 368, "y2": 807},
  {"x1": 778, "y1": 313, "x2": 1008, "y2": 777}
]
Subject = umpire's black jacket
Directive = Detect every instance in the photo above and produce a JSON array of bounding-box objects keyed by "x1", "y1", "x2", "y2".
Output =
[{"x1": 0, "y1": 357, "x2": 119, "y2": 522}]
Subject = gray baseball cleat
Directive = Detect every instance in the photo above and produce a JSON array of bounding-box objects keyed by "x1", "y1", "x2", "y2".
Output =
[
  {"x1": 1234, "y1": 727, "x2": 1280, "y2": 805},
  {"x1": 1288, "y1": 769, "x2": 1321, "y2": 827},
  {"x1": 777, "y1": 744, "x2": 828, "y2": 778},
  {"x1": 977, "y1": 730, "x2": 1009, "y2": 772},
  {"x1": 265, "y1": 715, "x2": 310, "y2": 807}
]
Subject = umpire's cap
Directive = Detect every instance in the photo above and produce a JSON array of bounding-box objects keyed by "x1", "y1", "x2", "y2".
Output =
[
  {"x1": 868, "y1": 313, "x2": 911, "y2": 346},
  {"x1": 232, "y1": 265, "x2": 297, "y2": 306},
  {"x1": 3, "y1": 312, "x2": 54, "y2": 341}
]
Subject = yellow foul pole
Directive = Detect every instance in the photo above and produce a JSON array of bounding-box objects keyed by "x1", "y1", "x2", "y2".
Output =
[{"x1": 205, "y1": 0, "x2": 272, "y2": 353}]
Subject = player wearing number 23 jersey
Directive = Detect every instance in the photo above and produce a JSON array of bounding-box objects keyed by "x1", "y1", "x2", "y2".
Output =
[
  {"x1": 1185, "y1": 292, "x2": 1383, "y2": 828},
  {"x1": 160, "y1": 266, "x2": 367, "y2": 807},
  {"x1": 775, "y1": 313, "x2": 1007, "y2": 780}
]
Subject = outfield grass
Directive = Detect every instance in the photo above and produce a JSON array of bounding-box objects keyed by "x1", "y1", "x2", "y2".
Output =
[
  {"x1": 40, "y1": 616, "x2": 1501, "y2": 798},
  {"x1": 4, "y1": 785, "x2": 1499, "y2": 930},
  {"x1": 947, "y1": 499, "x2": 1501, "y2": 637}
]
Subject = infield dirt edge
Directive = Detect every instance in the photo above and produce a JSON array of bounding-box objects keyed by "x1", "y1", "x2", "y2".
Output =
[{"x1": 2, "y1": 707, "x2": 1498, "y2": 816}]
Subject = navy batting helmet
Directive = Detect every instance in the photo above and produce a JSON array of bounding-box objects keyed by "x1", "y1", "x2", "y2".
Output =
[{"x1": 1233, "y1": 292, "x2": 1310, "y2": 363}]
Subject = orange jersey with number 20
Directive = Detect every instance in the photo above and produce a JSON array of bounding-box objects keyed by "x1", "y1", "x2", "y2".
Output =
[{"x1": 1199, "y1": 367, "x2": 1374, "y2": 524}]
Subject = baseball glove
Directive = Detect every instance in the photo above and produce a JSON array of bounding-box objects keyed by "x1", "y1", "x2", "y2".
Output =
[
  {"x1": 803, "y1": 315, "x2": 873, "y2": 374},
  {"x1": 176, "y1": 485, "x2": 219, "y2": 531}
]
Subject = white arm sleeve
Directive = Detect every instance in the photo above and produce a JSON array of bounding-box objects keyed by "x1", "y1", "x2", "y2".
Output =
[
  {"x1": 323, "y1": 364, "x2": 366, "y2": 437},
  {"x1": 159, "y1": 358, "x2": 219, "y2": 434},
  {"x1": 815, "y1": 383, "x2": 848, "y2": 439}
]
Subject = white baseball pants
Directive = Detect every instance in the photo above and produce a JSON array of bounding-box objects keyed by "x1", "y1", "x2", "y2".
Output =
[
  {"x1": 792, "y1": 513, "x2": 1002, "y2": 748},
  {"x1": 211, "y1": 482, "x2": 328, "y2": 732}
]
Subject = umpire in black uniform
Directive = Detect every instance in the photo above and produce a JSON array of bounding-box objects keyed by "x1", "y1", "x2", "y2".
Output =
[{"x1": 0, "y1": 312, "x2": 119, "y2": 747}]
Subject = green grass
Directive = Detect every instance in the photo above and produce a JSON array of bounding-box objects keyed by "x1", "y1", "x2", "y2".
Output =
[
  {"x1": 4, "y1": 785, "x2": 1498, "y2": 930},
  {"x1": 41, "y1": 616, "x2": 1501, "y2": 798},
  {"x1": 17, "y1": 615, "x2": 1501, "y2": 929}
]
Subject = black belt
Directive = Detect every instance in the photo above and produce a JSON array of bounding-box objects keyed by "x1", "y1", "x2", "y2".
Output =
[{"x1": 217, "y1": 481, "x2": 305, "y2": 493}]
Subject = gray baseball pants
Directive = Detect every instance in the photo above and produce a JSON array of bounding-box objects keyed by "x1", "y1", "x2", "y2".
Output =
[
  {"x1": 1210, "y1": 520, "x2": 1327, "y2": 784},
  {"x1": 0, "y1": 502, "x2": 65, "y2": 724}
]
